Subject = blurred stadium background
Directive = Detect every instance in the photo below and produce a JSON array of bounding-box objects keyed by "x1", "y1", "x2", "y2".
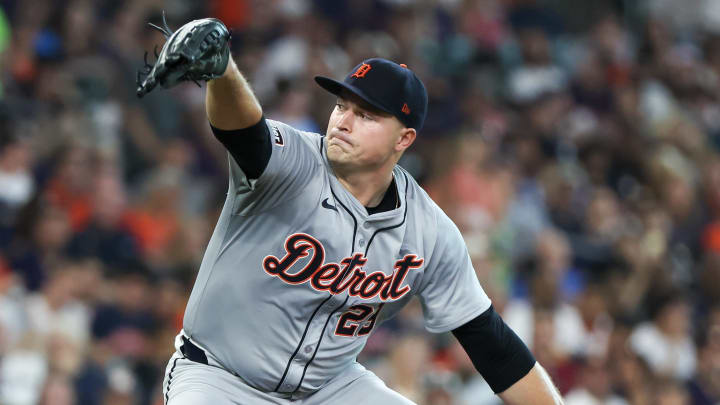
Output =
[{"x1": 1, "y1": 0, "x2": 720, "y2": 404}]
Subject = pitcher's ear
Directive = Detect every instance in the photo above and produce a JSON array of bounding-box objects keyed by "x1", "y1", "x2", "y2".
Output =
[{"x1": 396, "y1": 127, "x2": 416, "y2": 152}]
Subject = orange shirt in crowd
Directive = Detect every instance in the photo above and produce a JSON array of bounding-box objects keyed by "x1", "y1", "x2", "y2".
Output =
[
  {"x1": 123, "y1": 210, "x2": 180, "y2": 256},
  {"x1": 44, "y1": 179, "x2": 92, "y2": 232}
]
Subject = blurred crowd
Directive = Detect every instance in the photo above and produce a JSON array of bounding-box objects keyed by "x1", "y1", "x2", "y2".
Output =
[{"x1": 1, "y1": 0, "x2": 720, "y2": 404}]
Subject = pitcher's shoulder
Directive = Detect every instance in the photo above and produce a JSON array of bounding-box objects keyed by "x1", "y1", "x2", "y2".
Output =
[
  {"x1": 395, "y1": 167, "x2": 466, "y2": 264},
  {"x1": 396, "y1": 166, "x2": 443, "y2": 218},
  {"x1": 265, "y1": 119, "x2": 324, "y2": 159}
]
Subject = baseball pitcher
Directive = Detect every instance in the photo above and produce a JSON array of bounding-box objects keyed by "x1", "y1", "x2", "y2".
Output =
[{"x1": 137, "y1": 17, "x2": 564, "y2": 405}]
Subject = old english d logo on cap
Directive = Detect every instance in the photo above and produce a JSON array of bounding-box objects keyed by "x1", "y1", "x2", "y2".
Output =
[{"x1": 351, "y1": 63, "x2": 372, "y2": 79}]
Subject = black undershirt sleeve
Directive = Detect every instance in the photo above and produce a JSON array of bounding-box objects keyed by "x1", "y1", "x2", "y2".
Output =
[
  {"x1": 210, "y1": 117, "x2": 271, "y2": 180},
  {"x1": 451, "y1": 305, "x2": 536, "y2": 394}
]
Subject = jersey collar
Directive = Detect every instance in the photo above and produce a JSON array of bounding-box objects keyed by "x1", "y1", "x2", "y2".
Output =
[{"x1": 320, "y1": 136, "x2": 408, "y2": 222}]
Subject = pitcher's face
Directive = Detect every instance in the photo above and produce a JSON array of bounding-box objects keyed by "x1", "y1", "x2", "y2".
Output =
[{"x1": 325, "y1": 92, "x2": 405, "y2": 172}]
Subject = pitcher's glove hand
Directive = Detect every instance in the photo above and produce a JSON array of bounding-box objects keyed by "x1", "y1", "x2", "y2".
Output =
[{"x1": 136, "y1": 14, "x2": 230, "y2": 98}]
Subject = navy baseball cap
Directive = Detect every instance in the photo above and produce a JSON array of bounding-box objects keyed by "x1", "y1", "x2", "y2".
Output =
[{"x1": 315, "y1": 58, "x2": 428, "y2": 130}]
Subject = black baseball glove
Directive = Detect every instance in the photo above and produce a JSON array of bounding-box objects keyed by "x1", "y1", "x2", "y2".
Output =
[{"x1": 136, "y1": 14, "x2": 230, "y2": 98}]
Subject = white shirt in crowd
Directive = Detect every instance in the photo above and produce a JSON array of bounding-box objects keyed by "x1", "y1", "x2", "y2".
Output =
[{"x1": 629, "y1": 322, "x2": 696, "y2": 380}]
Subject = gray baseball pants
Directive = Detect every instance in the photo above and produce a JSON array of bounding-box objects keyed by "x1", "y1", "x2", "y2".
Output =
[{"x1": 162, "y1": 338, "x2": 415, "y2": 405}]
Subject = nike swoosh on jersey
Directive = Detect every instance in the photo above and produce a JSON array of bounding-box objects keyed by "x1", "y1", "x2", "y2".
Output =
[{"x1": 321, "y1": 198, "x2": 338, "y2": 212}]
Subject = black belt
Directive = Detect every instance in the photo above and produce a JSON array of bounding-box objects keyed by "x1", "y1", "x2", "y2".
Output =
[{"x1": 181, "y1": 336, "x2": 209, "y2": 365}]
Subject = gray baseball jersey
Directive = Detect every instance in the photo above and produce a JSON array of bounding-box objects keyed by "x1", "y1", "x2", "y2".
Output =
[{"x1": 181, "y1": 118, "x2": 492, "y2": 395}]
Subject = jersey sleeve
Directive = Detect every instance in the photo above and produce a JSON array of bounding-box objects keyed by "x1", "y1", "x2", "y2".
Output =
[
  {"x1": 416, "y1": 210, "x2": 492, "y2": 333},
  {"x1": 229, "y1": 118, "x2": 323, "y2": 215}
]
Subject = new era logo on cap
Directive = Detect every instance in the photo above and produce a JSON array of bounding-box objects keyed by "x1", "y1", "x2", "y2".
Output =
[{"x1": 314, "y1": 58, "x2": 428, "y2": 130}]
